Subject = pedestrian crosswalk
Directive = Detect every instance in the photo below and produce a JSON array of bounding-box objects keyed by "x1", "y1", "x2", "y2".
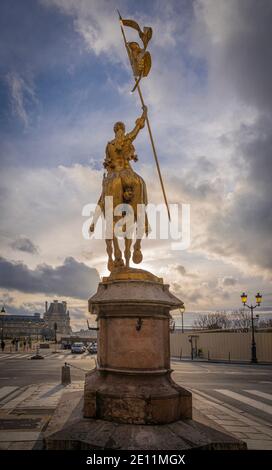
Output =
[
  {"x1": 192, "y1": 387, "x2": 272, "y2": 422},
  {"x1": 0, "y1": 382, "x2": 84, "y2": 412},
  {"x1": 0, "y1": 351, "x2": 94, "y2": 361},
  {"x1": 193, "y1": 387, "x2": 272, "y2": 449},
  {"x1": 244, "y1": 389, "x2": 272, "y2": 401},
  {"x1": 215, "y1": 388, "x2": 272, "y2": 416},
  {"x1": 0, "y1": 386, "x2": 18, "y2": 401}
]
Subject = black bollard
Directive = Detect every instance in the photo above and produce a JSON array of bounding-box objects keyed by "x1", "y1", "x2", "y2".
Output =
[{"x1": 61, "y1": 362, "x2": 71, "y2": 385}]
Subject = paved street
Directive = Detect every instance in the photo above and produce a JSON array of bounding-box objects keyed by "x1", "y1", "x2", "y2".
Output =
[
  {"x1": 0, "y1": 350, "x2": 95, "y2": 386},
  {"x1": 172, "y1": 360, "x2": 272, "y2": 449},
  {"x1": 0, "y1": 352, "x2": 271, "y2": 449}
]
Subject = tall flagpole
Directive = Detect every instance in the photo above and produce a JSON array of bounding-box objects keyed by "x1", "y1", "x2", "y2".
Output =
[{"x1": 118, "y1": 11, "x2": 171, "y2": 222}]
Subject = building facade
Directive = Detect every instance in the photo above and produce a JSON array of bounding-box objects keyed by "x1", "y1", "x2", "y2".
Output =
[
  {"x1": 0, "y1": 300, "x2": 72, "y2": 339},
  {"x1": 43, "y1": 300, "x2": 72, "y2": 336},
  {"x1": 0, "y1": 312, "x2": 45, "y2": 339}
]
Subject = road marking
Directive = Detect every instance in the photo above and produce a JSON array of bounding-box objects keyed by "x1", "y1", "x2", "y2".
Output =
[
  {"x1": 46, "y1": 353, "x2": 69, "y2": 359},
  {"x1": 192, "y1": 389, "x2": 272, "y2": 431},
  {"x1": 0, "y1": 352, "x2": 89, "y2": 361},
  {"x1": 0, "y1": 386, "x2": 18, "y2": 400},
  {"x1": 215, "y1": 389, "x2": 272, "y2": 415},
  {"x1": 46, "y1": 354, "x2": 61, "y2": 359},
  {"x1": 245, "y1": 390, "x2": 272, "y2": 401},
  {"x1": 0, "y1": 354, "x2": 18, "y2": 360},
  {"x1": 0, "y1": 353, "x2": 35, "y2": 360},
  {"x1": 172, "y1": 367, "x2": 270, "y2": 376},
  {"x1": 1, "y1": 385, "x2": 38, "y2": 411},
  {"x1": 4, "y1": 354, "x2": 22, "y2": 359}
]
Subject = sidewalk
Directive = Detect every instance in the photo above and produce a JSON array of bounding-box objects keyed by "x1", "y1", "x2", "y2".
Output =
[{"x1": 0, "y1": 381, "x2": 84, "y2": 450}]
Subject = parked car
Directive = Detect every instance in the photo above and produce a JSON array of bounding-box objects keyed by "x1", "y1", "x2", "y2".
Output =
[
  {"x1": 71, "y1": 342, "x2": 86, "y2": 354},
  {"x1": 87, "y1": 342, "x2": 97, "y2": 354}
]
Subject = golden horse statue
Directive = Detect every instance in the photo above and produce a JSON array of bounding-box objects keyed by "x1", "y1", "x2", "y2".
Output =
[{"x1": 90, "y1": 106, "x2": 149, "y2": 272}]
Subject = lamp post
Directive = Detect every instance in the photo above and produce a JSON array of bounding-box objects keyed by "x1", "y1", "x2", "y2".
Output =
[
  {"x1": 0, "y1": 306, "x2": 6, "y2": 341},
  {"x1": 53, "y1": 322, "x2": 58, "y2": 353},
  {"x1": 54, "y1": 322, "x2": 58, "y2": 344},
  {"x1": 240, "y1": 292, "x2": 262, "y2": 364},
  {"x1": 179, "y1": 305, "x2": 185, "y2": 333}
]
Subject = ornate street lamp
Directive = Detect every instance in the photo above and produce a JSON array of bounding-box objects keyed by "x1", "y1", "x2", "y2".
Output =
[
  {"x1": 240, "y1": 292, "x2": 262, "y2": 363},
  {"x1": 255, "y1": 292, "x2": 262, "y2": 306},
  {"x1": 241, "y1": 293, "x2": 247, "y2": 305}
]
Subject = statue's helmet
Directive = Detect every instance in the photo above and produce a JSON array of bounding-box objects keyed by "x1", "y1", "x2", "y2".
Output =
[
  {"x1": 128, "y1": 41, "x2": 141, "y2": 52},
  {"x1": 114, "y1": 121, "x2": 125, "y2": 133}
]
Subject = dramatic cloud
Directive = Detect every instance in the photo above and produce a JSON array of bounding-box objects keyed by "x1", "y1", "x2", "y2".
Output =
[
  {"x1": 190, "y1": 1, "x2": 272, "y2": 277},
  {"x1": 6, "y1": 72, "x2": 37, "y2": 127},
  {"x1": 10, "y1": 237, "x2": 39, "y2": 254},
  {"x1": 195, "y1": 0, "x2": 272, "y2": 112},
  {"x1": 41, "y1": 0, "x2": 123, "y2": 58},
  {"x1": 175, "y1": 265, "x2": 198, "y2": 278},
  {"x1": 2, "y1": 303, "x2": 42, "y2": 316},
  {"x1": 222, "y1": 277, "x2": 238, "y2": 287},
  {"x1": 0, "y1": 256, "x2": 100, "y2": 299},
  {"x1": 176, "y1": 265, "x2": 186, "y2": 276},
  {"x1": 0, "y1": 0, "x2": 271, "y2": 318}
]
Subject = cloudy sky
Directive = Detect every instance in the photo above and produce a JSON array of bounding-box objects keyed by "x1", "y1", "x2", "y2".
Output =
[{"x1": 0, "y1": 0, "x2": 271, "y2": 328}]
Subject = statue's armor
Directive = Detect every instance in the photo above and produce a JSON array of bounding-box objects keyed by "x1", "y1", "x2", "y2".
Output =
[{"x1": 101, "y1": 118, "x2": 148, "y2": 219}]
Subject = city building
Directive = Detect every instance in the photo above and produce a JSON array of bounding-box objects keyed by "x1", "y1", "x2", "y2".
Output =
[
  {"x1": 0, "y1": 300, "x2": 72, "y2": 340},
  {"x1": 0, "y1": 310, "x2": 45, "y2": 339},
  {"x1": 43, "y1": 300, "x2": 72, "y2": 336}
]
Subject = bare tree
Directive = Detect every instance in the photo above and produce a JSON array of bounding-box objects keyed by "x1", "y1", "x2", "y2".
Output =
[
  {"x1": 193, "y1": 309, "x2": 268, "y2": 332},
  {"x1": 229, "y1": 309, "x2": 251, "y2": 331},
  {"x1": 194, "y1": 311, "x2": 230, "y2": 330},
  {"x1": 258, "y1": 318, "x2": 272, "y2": 329}
]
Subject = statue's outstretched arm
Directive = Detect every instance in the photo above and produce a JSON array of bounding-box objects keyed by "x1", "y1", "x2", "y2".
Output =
[{"x1": 127, "y1": 105, "x2": 147, "y2": 142}]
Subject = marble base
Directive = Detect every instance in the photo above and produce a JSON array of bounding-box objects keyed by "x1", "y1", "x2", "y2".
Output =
[{"x1": 45, "y1": 391, "x2": 247, "y2": 450}]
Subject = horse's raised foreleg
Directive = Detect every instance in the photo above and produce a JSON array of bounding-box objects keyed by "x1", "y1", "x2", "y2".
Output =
[{"x1": 132, "y1": 238, "x2": 143, "y2": 264}]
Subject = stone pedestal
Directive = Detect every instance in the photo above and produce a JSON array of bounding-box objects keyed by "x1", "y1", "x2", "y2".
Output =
[
  {"x1": 45, "y1": 268, "x2": 246, "y2": 450},
  {"x1": 84, "y1": 268, "x2": 192, "y2": 424},
  {"x1": 45, "y1": 391, "x2": 246, "y2": 450}
]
